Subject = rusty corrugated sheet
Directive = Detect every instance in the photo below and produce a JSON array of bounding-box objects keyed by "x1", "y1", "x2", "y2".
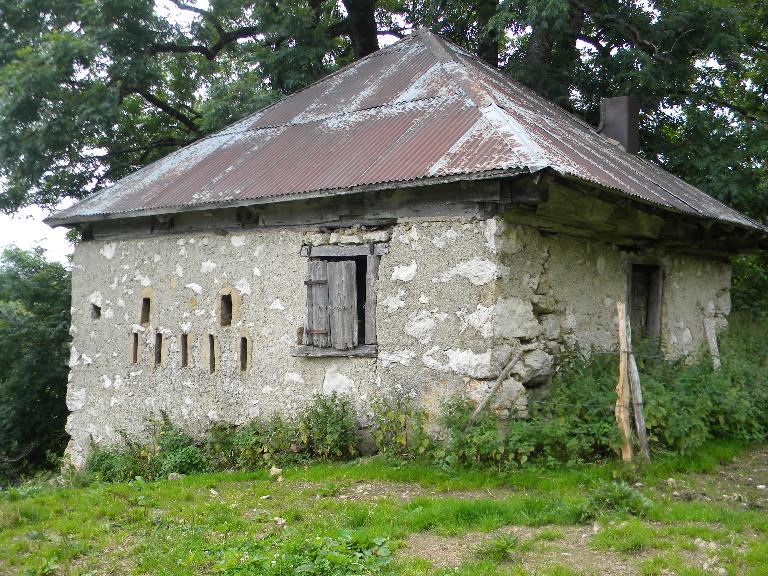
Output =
[{"x1": 49, "y1": 30, "x2": 764, "y2": 232}]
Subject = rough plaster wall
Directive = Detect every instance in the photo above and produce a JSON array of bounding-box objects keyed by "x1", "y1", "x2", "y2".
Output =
[
  {"x1": 661, "y1": 254, "x2": 731, "y2": 356},
  {"x1": 65, "y1": 216, "x2": 731, "y2": 466}
]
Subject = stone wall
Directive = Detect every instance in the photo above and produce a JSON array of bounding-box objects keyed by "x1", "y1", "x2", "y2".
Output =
[{"x1": 64, "y1": 215, "x2": 731, "y2": 466}]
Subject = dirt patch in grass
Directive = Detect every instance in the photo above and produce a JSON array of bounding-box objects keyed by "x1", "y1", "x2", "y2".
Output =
[
  {"x1": 401, "y1": 523, "x2": 730, "y2": 575},
  {"x1": 298, "y1": 480, "x2": 518, "y2": 502},
  {"x1": 652, "y1": 445, "x2": 768, "y2": 511}
]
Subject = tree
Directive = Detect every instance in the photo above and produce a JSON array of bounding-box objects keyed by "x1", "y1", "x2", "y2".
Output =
[
  {"x1": 1, "y1": 0, "x2": 766, "y2": 223},
  {"x1": 0, "y1": 247, "x2": 71, "y2": 481}
]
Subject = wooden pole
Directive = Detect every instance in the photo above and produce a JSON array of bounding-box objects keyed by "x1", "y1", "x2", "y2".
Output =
[
  {"x1": 467, "y1": 347, "x2": 524, "y2": 428},
  {"x1": 615, "y1": 302, "x2": 634, "y2": 462},
  {"x1": 703, "y1": 317, "x2": 721, "y2": 370},
  {"x1": 625, "y1": 313, "x2": 650, "y2": 460}
]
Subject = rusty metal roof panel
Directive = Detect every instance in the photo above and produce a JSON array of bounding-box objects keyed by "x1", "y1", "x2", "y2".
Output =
[{"x1": 50, "y1": 30, "x2": 764, "y2": 233}]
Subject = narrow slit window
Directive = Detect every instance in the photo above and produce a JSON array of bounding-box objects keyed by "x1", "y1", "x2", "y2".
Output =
[
  {"x1": 180, "y1": 333, "x2": 189, "y2": 368},
  {"x1": 220, "y1": 294, "x2": 232, "y2": 326},
  {"x1": 91, "y1": 304, "x2": 101, "y2": 320},
  {"x1": 239, "y1": 337, "x2": 248, "y2": 371},
  {"x1": 154, "y1": 332, "x2": 163, "y2": 366},
  {"x1": 140, "y1": 297, "x2": 151, "y2": 324},
  {"x1": 131, "y1": 332, "x2": 139, "y2": 364},
  {"x1": 208, "y1": 334, "x2": 216, "y2": 373}
]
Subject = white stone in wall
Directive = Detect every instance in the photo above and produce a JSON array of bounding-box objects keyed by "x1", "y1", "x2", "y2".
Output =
[
  {"x1": 284, "y1": 372, "x2": 304, "y2": 385},
  {"x1": 88, "y1": 291, "x2": 103, "y2": 307},
  {"x1": 405, "y1": 310, "x2": 438, "y2": 344},
  {"x1": 253, "y1": 267, "x2": 262, "y2": 277},
  {"x1": 235, "y1": 278, "x2": 252, "y2": 296},
  {"x1": 270, "y1": 299, "x2": 285, "y2": 310},
  {"x1": 382, "y1": 290, "x2": 406, "y2": 313},
  {"x1": 431, "y1": 229, "x2": 459, "y2": 248},
  {"x1": 379, "y1": 350, "x2": 416, "y2": 368},
  {"x1": 483, "y1": 218, "x2": 501, "y2": 254},
  {"x1": 445, "y1": 348, "x2": 493, "y2": 379},
  {"x1": 438, "y1": 258, "x2": 499, "y2": 286},
  {"x1": 99, "y1": 243, "x2": 116, "y2": 260},
  {"x1": 67, "y1": 388, "x2": 87, "y2": 411},
  {"x1": 514, "y1": 349, "x2": 554, "y2": 383},
  {"x1": 134, "y1": 274, "x2": 151, "y2": 287},
  {"x1": 101, "y1": 375, "x2": 112, "y2": 389},
  {"x1": 185, "y1": 283, "x2": 203, "y2": 295},
  {"x1": 230, "y1": 235, "x2": 246, "y2": 247},
  {"x1": 398, "y1": 226, "x2": 420, "y2": 247},
  {"x1": 200, "y1": 260, "x2": 217, "y2": 273},
  {"x1": 322, "y1": 365, "x2": 354, "y2": 395},
  {"x1": 493, "y1": 298, "x2": 541, "y2": 339},
  {"x1": 457, "y1": 304, "x2": 494, "y2": 338},
  {"x1": 422, "y1": 346, "x2": 447, "y2": 371},
  {"x1": 392, "y1": 260, "x2": 418, "y2": 282},
  {"x1": 68, "y1": 346, "x2": 80, "y2": 368}
]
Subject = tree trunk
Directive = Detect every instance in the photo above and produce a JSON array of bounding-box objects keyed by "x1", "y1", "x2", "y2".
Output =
[
  {"x1": 476, "y1": 0, "x2": 500, "y2": 67},
  {"x1": 521, "y1": 3, "x2": 585, "y2": 105},
  {"x1": 341, "y1": 0, "x2": 379, "y2": 58}
]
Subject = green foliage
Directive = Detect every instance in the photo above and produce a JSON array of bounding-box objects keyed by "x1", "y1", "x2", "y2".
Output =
[
  {"x1": 731, "y1": 254, "x2": 768, "y2": 319},
  {"x1": 0, "y1": 247, "x2": 70, "y2": 483},
  {"x1": 300, "y1": 393, "x2": 358, "y2": 460},
  {"x1": 370, "y1": 395, "x2": 430, "y2": 458},
  {"x1": 275, "y1": 533, "x2": 391, "y2": 575},
  {"x1": 580, "y1": 481, "x2": 654, "y2": 520},
  {"x1": 436, "y1": 315, "x2": 768, "y2": 469},
  {"x1": 84, "y1": 393, "x2": 359, "y2": 481}
]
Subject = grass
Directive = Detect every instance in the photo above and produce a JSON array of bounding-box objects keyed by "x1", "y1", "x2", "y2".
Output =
[{"x1": 2, "y1": 441, "x2": 768, "y2": 575}]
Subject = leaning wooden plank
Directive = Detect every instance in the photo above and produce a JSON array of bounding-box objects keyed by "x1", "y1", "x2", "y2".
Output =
[
  {"x1": 307, "y1": 260, "x2": 330, "y2": 347},
  {"x1": 327, "y1": 261, "x2": 358, "y2": 350},
  {"x1": 615, "y1": 301, "x2": 634, "y2": 462},
  {"x1": 703, "y1": 316, "x2": 721, "y2": 370},
  {"x1": 364, "y1": 255, "x2": 380, "y2": 345},
  {"x1": 626, "y1": 312, "x2": 650, "y2": 460},
  {"x1": 466, "y1": 347, "x2": 524, "y2": 429}
]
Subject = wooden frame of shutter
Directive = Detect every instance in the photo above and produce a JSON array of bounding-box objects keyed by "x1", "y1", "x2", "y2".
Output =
[{"x1": 295, "y1": 243, "x2": 384, "y2": 357}]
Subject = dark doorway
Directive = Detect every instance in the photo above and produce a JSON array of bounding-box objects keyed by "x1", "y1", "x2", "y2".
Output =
[{"x1": 629, "y1": 264, "x2": 663, "y2": 340}]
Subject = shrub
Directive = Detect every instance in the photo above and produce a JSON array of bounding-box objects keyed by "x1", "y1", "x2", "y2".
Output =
[
  {"x1": 370, "y1": 395, "x2": 430, "y2": 458},
  {"x1": 300, "y1": 393, "x2": 358, "y2": 460},
  {"x1": 437, "y1": 399, "x2": 507, "y2": 469}
]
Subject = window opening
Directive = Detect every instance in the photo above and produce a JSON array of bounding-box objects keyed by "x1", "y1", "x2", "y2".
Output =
[
  {"x1": 208, "y1": 334, "x2": 216, "y2": 373},
  {"x1": 131, "y1": 332, "x2": 139, "y2": 364},
  {"x1": 91, "y1": 304, "x2": 101, "y2": 320},
  {"x1": 140, "y1": 297, "x2": 151, "y2": 324},
  {"x1": 239, "y1": 337, "x2": 248, "y2": 371},
  {"x1": 181, "y1": 333, "x2": 189, "y2": 368},
  {"x1": 220, "y1": 294, "x2": 233, "y2": 326},
  {"x1": 154, "y1": 332, "x2": 162, "y2": 366}
]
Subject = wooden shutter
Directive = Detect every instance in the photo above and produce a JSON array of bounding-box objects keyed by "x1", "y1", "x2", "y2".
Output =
[
  {"x1": 305, "y1": 260, "x2": 330, "y2": 347},
  {"x1": 327, "y1": 260, "x2": 358, "y2": 350}
]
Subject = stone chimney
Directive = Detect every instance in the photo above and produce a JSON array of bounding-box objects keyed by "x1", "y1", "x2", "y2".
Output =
[{"x1": 599, "y1": 96, "x2": 639, "y2": 154}]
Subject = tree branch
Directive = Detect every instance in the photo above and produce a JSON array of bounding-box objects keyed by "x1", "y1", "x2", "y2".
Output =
[
  {"x1": 134, "y1": 89, "x2": 200, "y2": 132},
  {"x1": 569, "y1": 0, "x2": 673, "y2": 65}
]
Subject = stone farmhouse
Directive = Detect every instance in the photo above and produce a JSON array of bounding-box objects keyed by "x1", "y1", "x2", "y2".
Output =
[{"x1": 47, "y1": 30, "x2": 767, "y2": 466}]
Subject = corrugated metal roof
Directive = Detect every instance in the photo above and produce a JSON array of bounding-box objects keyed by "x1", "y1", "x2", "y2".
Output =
[{"x1": 48, "y1": 30, "x2": 764, "y2": 232}]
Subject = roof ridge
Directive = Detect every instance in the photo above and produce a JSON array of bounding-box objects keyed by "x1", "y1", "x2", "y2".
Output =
[{"x1": 417, "y1": 32, "x2": 549, "y2": 171}]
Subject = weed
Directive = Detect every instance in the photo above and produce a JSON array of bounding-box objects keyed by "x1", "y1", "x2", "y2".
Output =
[
  {"x1": 580, "y1": 481, "x2": 654, "y2": 520},
  {"x1": 476, "y1": 534, "x2": 522, "y2": 563}
]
